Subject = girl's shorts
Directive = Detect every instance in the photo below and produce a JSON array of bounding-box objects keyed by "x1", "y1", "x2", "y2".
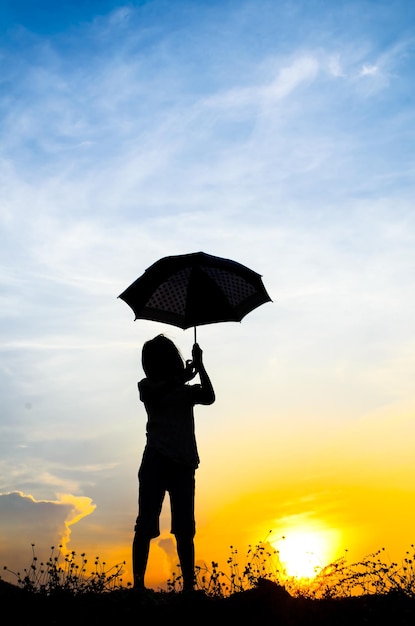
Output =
[{"x1": 134, "y1": 446, "x2": 196, "y2": 539}]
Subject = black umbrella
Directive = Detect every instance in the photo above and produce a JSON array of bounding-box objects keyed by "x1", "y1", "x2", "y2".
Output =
[{"x1": 118, "y1": 251, "x2": 272, "y2": 341}]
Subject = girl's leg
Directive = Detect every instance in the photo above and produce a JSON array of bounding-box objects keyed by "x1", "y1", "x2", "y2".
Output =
[
  {"x1": 176, "y1": 534, "x2": 195, "y2": 592},
  {"x1": 134, "y1": 447, "x2": 165, "y2": 590},
  {"x1": 132, "y1": 531, "x2": 151, "y2": 590}
]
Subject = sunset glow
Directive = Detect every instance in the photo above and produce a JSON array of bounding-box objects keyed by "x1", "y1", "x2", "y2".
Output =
[{"x1": 1, "y1": 0, "x2": 415, "y2": 594}]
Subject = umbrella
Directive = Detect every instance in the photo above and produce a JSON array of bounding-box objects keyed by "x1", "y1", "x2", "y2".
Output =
[{"x1": 118, "y1": 251, "x2": 272, "y2": 342}]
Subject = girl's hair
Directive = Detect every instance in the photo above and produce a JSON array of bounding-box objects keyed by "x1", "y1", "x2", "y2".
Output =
[{"x1": 141, "y1": 334, "x2": 184, "y2": 381}]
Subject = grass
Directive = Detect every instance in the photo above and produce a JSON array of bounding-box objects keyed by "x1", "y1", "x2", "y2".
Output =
[
  {"x1": 170, "y1": 535, "x2": 415, "y2": 600},
  {"x1": 2, "y1": 538, "x2": 415, "y2": 624},
  {"x1": 3, "y1": 538, "x2": 415, "y2": 598},
  {"x1": 2, "y1": 544, "x2": 126, "y2": 595}
]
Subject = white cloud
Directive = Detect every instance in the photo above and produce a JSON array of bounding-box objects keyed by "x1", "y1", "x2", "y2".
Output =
[
  {"x1": 0, "y1": 491, "x2": 95, "y2": 581},
  {"x1": 203, "y1": 55, "x2": 319, "y2": 114},
  {"x1": 360, "y1": 63, "x2": 379, "y2": 76}
]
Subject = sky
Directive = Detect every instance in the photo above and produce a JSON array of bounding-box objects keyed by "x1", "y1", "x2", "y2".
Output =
[{"x1": 1, "y1": 0, "x2": 415, "y2": 590}]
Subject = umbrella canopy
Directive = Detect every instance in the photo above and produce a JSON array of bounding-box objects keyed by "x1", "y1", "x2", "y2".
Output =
[{"x1": 118, "y1": 251, "x2": 272, "y2": 340}]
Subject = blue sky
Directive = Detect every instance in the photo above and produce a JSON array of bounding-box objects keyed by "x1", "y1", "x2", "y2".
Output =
[{"x1": 1, "y1": 0, "x2": 415, "y2": 588}]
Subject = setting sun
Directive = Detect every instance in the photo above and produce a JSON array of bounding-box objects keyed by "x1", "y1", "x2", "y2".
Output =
[{"x1": 273, "y1": 526, "x2": 341, "y2": 580}]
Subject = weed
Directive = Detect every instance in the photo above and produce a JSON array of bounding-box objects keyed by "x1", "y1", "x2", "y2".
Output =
[
  {"x1": 167, "y1": 539, "x2": 415, "y2": 600},
  {"x1": 167, "y1": 531, "x2": 286, "y2": 596},
  {"x1": 305, "y1": 546, "x2": 415, "y2": 599},
  {"x1": 3, "y1": 540, "x2": 415, "y2": 600},
  {"x1": 2, "y1": 544, "x2": 126, "y2": 595}
]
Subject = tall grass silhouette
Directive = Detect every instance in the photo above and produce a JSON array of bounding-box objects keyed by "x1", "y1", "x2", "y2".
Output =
[
  {"x1": 3, "y1": 538, "x2": 415, "y2": 599},
  {"x1": 2, "y1": 538, "x2": 415, "y2": 625},
  {"x1": 2, "y1": 544, "x2": 126, "y2": 595}
]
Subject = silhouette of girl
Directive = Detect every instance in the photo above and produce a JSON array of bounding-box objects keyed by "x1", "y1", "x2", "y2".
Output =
[{"x1": 132, "y1": 334, "x2": 215, "y2": 592}]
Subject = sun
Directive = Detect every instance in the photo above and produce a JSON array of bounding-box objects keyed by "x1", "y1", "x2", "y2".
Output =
[{"x1": 273, "y1": 526, "x2": 340, "y2": 580}]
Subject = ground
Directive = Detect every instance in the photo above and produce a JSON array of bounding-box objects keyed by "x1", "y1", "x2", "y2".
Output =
[{"x1": 1, "y1": 578, "x2": 415, "y2": 625}]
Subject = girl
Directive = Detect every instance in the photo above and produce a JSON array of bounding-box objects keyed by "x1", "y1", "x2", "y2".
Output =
[{"x1": 132, "y1": 334, "x2": 215, "y2": 592}]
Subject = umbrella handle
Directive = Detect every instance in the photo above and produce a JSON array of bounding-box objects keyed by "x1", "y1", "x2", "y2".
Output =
[{"x1": 194, "y1": 326, "x2": 197, "y2": 344}]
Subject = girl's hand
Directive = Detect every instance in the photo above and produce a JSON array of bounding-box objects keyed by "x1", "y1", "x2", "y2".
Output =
[
  {"x1": 183, "y1": 359, "x2": 197, "y2": 382},
  {"x1": 192, "y1": 343, "x2": 203, "y2": 368}
]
